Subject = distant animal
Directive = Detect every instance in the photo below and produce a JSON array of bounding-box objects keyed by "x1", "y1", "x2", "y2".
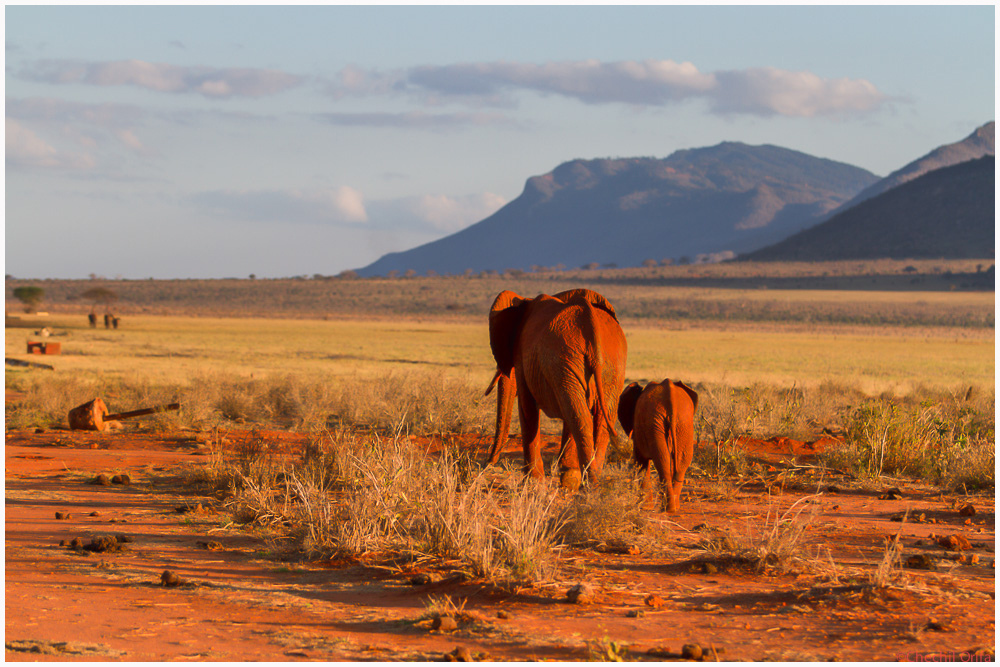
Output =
[
  {"x1": 618, "y1": 379, "x2": 699, "y2": 513},
  {"x1": 104, "y1": 314, "x2": 111, "y2": 328},
  {"x1": 88, "y1": 313, "x2": 97, "y2": 328},
  {"x1": 485, "y1": 288, "x2": 627, "y2": 489},
  {"x1": 112, "y1": 317, "x2": 119, "y2": 329}
]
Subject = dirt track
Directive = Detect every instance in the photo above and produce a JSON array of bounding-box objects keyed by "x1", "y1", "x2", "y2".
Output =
[{"x1": 5, "y1": 428, "x2": 995, "y2": 662}]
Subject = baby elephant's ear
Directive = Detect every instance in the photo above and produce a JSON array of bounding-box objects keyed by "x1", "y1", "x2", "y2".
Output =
[
  {"x1": 675, "y1": 381, "x2": 698, "y2": 412},
  {"x1": 618, "y1": 382, "x2": 643, "y2": 436}
]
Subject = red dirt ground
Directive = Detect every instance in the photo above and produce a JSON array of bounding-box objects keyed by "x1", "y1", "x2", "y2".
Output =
[{"x1": 5, "y1": 426, "x2": 995, "y2": 661}]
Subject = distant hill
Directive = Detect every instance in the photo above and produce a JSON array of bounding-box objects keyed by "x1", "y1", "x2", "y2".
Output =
[
  {"x1": 825, "y1": 122, "x2": 994, "y2": 219},
  {"x1": 744, "y1": 156, "x2": 995, "y2": 261},
  {"x1": 356, "y1": 143, "x2": 877, "y2": 276}
]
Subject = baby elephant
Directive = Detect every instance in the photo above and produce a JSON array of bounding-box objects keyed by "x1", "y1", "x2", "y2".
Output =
[{"x1": 618, "y1": 379, "x2": 699, "y2": 513}]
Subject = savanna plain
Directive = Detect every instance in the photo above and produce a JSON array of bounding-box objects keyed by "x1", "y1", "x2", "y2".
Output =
[{"x1": 4, "y1": 260, "x2": 995, "y2": 661}]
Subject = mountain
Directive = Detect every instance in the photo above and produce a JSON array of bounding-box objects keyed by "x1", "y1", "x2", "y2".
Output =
[
  {"x1": 744, "y1": 155, "x2": 995, "y2": 261},
  {"x1": 823, "y1": 122, "x2": 994, "y2": 219},
  {"x1": 356, "y1": 143, "x2": 878, "y2": 276}
]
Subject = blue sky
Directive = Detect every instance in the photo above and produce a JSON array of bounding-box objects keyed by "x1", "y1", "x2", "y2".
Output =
[{"x1": 5, "y1": 5, "x2": 995, "y2": 279}]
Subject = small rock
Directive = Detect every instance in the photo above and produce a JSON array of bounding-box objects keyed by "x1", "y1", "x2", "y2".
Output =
[
  {"x1": 432, "y1": 614, "x2": 458, "y2": 632},
  {"x1": 89, "y1": 474, "x2": 111, "y2": 486},
  {"x1": 879, "y1": 487, "x2": 904, "y2": 500},
  {"x1": 115, "y1": 534, "x2": 132, "y2": 544},
  {"x1": 110, "y1": 474, "x2": 131, "y2": 486},
  {"x1": 825, "y1": 485, "x2": 841, "y2": 494},
  {"x1": 496, "y1": 610, "x2": 510, "y2": 620},
  {"x1": 196, "y1": 540, "x2": 223, "y2": 551},
  {"x1": 925, "y1": 619, "x2": 951, "y2": 632},
  {"x1": 644, "y1": 594, "x2": 664, "y2": 609},
  {"x1": 59, "y1": 539, "x2": 67, "y2": 547},
  {"x1": 409, "y1": 573, "x2": 432, "y2": 586},
  {"x1": 89, "y1": 511, "x2": 100, "y2": 517},
  {"x1": 84, "y1": 536, "x2": 122, "y2": 553},
  {"x1": 567, "y1": 583, "x2": 594, "y2": 604},
  {"x1": 160, "y1": 570, "x2": 185, "y2": 587},
  {"x1": 959, "y1": 504, "x2": 977, "y2": 517},
  {"x1": 937, "y1": 534, "x2": 972, "y2": 551},
  {"x1": 34, "y1": 428, "x2": 45, "y2": 434},
  {"x1": 701, "y1": 562, "x2": 718, "y2": 575},
  {"x1": 626, "y1": 609, "x2": 645, "y2": 618},
  {"x1": 68, "y1": 537, "x2": 84, "y2": 550},
  {"x1": 681, "y1": 644, "x2": 703, "y2": 660},
  {"x1": 905, "y1": 554, "x2": 937, "y2": 570},
  {"x1": 54, "y1": 511, "x2": 70, "y2": 520},
  {"x1": 646, "y1": 646, "x2": 672, "y2": 658},
  {"x1": 449, "y1": 646, "x2": 472, "y2": 662}
]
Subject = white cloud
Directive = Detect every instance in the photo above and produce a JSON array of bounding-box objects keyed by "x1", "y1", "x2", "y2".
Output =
[
  {"x1": 193, "y1": 186, "x2": 368, "y2": 225},
  {"x1": 6, "y1": 118, "x2": 95, "y2": 170},
  {"x1": 711, "y1": 67, "x2": 885, "y2": 117},
  {"x1": 367, "y1": 192, "x2": 507, "y2": 233},
  {"x1": 316, "y1": 110, "x2": 515, "y2": 130},
  {"x1": 330, "y1": 59, "x2": 887, "y2": 118},
  {"x1": 16, "y1": 59, "x2": 302, "y2": 98}
]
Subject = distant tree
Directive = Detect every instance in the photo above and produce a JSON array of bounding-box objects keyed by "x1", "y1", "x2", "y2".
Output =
[
  {"x1": 553, "y1": 264, "x2": 566, "y2": 272},
  {"x1": 426, "y1": 269, "x2": 438, "y2": 277},
  {"x1": 338, "y1": 270, "x2": 359, "y2": 280},
  {"x1": 387, "y1": 270, "x2": 400, "y2": 279},
  {"x1": 505, "y1": 268, "x2": 525, "y2": 277},
  {"x1": 249, "y1": 274, "x2": 256, "y2": 280},
  {"x1": 582, "y1": 262, "x2": 600, "y2": 270},
  {"x1": 642, "y1": 259, "x2": 658, "y2": 268},
  {"x1": 463, "y1": 268, "x2": 474, "y2": 277},
  {"x1": 13, "y1": 286, "x2": 45, "y2": 313},
  {"x1": 603, "y1": 262, "x2": 618, "y2": 269},
  {"x1": 659, "y1": 258, "x2": 674, "y2": 266},
  {"x1": 79, "y1": 287, "x2": 117, "y2": 313},
  {"x1": 404, "y1": 269, "x2": 417, "y2": 278},
  {"x1": 677, "y1": 256, "x2": 692, "y2": 265}
]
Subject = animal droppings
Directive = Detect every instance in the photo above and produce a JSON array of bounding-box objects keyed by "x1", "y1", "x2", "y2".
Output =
[
  {"x1": 110, "y1": 474, "x2": 131, "y2": 486},
  {"x1": 160, "y1": 570, "x2": 186, "y2": 587},
  {"x1": 567, "y1": 583, "x2": 594, "y2": 604},
  {"x1": 958, "y1": 504, "x2": 977, "y2": 517},
  {"x1": 89, "y1": 474, "x2": 111, "y2": 486},
  {"x1": 681, "y1": 643, "x2": 703, "y2": 660},
  {"x1": 409, "y1": 573, "x2": 432, "y2": 586},
  {"x1": 432, "y1": 614, "x2": 458, "y2": 632},
  {"x1": 54, "y1": 511, "x2": 70, "y2": 520}
]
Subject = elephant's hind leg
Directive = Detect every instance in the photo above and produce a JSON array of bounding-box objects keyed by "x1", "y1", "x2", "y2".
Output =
[{"x1": 517, "y1": 390, "x2": 545, "y2": 480}]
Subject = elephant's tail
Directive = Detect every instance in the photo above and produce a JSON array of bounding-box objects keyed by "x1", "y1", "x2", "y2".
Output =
[{"x1": 581, "y1": 301, "x2": 620, "y2": 449}]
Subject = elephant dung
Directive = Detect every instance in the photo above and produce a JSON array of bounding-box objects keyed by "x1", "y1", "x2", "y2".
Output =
[{"x1": 566, "y1": 582, "x2": 595, "y2": 604}]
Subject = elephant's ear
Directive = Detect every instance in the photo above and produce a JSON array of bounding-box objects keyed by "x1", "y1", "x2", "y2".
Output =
[
  {"x1": 553, "y1": 288, "x2": 619, "y2": 322},
  {"x1": 489, "y1": 291, "x2": 527, "y2": 376},
  {"x1": 617, "y1": 382, "x2": 643, "y2": 436},
  {"x1": 675, "y1": 381, "x2": 699, "y2": 412}
]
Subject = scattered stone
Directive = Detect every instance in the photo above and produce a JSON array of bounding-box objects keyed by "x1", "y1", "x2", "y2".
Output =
[
  {"x1": 432, "y1": 614, "x2": 458, "y2": 632},
  {"x1": 938, "y1": 534, "x2": 972, "y2": 551},
  {"x1": 89, "y1": 474, "x2": 111, "y2": 486},
  {"x1": 68, "y1": 537, "x2": 84, "y2": 550},
  {"x1": 496, "y1": 610, "x2": 510, "y2": 620},
  {"x1": 34, "y1": 428, "x2": 46, "y2": 434},
  {"x1": 196, "y1": 540, "x2": 223, "y2": 551},
  {"x1": 646, "y1": 646, "x2": 672, "y2": 658},
  {"x1": 160, "y1": 570, "x2": 186, "y2": 587},
  {"x1": 59, "y1": 539, "x2": 67, "y2": 546},
  {"x1": 626, "y1": 609, "x2": 645, "y2": 618},
  {"x1": 681, "y1": 644, "x2": 703, "y2": 660},
  {"x1": 110, "y1": 474, "x2": 131, "y2": 486},
  {"x1": 115, "y1": 534, "x2": 133, "y2": 544},
  {"x1": 54, "y1": 511, "x2": 70, "y2": 520},
  {"x1": 959, "y1": 504, "x2": 977, "y2": 517},
  {"x1": 879, "y1": 487, "x2": 904, "y2": 500},
  {"x1": 89, "y1": 511, "x2": 100, "y2": 517},
  {"x1": 409, "y1": 573, "x2": 433, "y2": 586},
  {"x1": 825, "y1": 485, "x2": 841, "y2": 494},
  {"x1": 173, "y1": 503, "x2": 202, "y2": 514},
  {"x1": 446, "y1": 646, "x2": 472, "y2": 662},
  {"x1": 924, "y1": 619, "x2": 952, "y2": 632},
  {"x1": 905, "y1": 554, "x2": 937, "y2": 570},
  {"x1": 701, "y1": 562, "x2": 718, "y2": 575},
  {"x1": 567, "y1": 583, "x2": 594, "y2": 605},
  {"x1": 644, "y1": 594, "x2": 664, "y2": 609}
]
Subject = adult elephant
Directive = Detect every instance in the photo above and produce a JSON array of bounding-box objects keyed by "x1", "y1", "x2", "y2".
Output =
[
  {"x1": 617, "y1": 379, "x2": 699, "y2": 513},
  {"x1": 485, "y1": 288, "x2": 627, "y2": 488}
]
